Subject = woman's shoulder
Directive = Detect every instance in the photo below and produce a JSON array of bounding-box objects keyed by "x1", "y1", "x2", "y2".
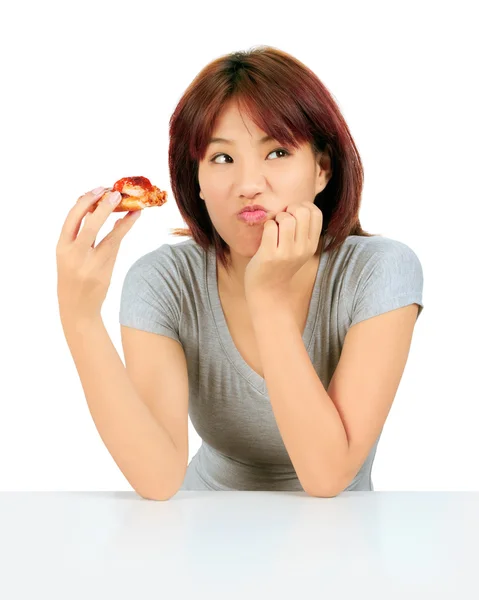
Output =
[{"x1": 331, "y1": 234, "x2": 422, "y2": 269}]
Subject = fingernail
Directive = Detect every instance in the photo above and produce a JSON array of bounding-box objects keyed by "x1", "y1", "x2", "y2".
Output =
[
  {"x1": 92, "y1": 186, "x2": 105, "y2": 196},
  {"x1": 108, "y1": 191, "x2": 121, "y2": 204}
]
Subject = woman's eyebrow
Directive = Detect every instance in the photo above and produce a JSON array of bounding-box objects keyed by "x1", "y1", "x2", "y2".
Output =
[{"x1": 207, "y1": 135, "x2": 275, "y2": 146}]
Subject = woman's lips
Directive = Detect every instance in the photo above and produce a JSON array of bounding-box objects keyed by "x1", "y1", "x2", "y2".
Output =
[{"x1": 237, "y1": 210, "x2": 268, "y2": 224}]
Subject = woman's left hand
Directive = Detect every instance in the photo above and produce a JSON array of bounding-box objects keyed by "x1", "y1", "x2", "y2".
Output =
[{"x1": 244, "y1": 201, "x2": 323, "y2": 305}]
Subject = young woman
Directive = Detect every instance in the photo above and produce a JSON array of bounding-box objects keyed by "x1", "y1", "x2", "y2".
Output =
[{"x1": 58, "y1": 46, "x2": 424, "y2": 499}]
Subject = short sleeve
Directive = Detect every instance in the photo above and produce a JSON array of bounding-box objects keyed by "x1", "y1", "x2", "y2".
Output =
[
  {"x1": 119, "y1": 244, "x2": 183, "y2": 343},
  {"x1": 350, "y1": 240, "x2": 424, "y2": 328}
]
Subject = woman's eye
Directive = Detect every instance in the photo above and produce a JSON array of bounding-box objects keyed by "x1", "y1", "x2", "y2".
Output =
[{"x1": 210, "y1": 148, "x2": 290, "y2": 164}]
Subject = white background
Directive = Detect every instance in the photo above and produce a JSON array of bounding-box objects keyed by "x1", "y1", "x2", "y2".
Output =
[{"x1": 1, "y1": 0, "x2": 477, "y2": 492}]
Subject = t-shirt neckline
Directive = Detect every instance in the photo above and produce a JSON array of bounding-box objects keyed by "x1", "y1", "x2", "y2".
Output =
[{"x1": 206, "y1": 240, "x2": 331, "y2": 395}]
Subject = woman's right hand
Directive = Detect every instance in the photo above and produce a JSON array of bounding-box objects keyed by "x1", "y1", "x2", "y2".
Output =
[{"x1": 56, "y1": 187, "x2": 142, "y2": 325}]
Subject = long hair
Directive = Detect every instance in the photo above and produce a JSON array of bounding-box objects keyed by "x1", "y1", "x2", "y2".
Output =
[{"x1": 168, "y1": 45, "x2": 379, "y2": 275}]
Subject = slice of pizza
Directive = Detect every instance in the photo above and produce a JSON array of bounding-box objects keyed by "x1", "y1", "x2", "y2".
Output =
[{"x1": 94, "y1": 176, "x2": 168, "y2": 212}]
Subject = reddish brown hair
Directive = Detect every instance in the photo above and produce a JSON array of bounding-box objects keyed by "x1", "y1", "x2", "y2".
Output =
[{"x1": 168, "y1": 45, "x2": 378, "y2": 274}]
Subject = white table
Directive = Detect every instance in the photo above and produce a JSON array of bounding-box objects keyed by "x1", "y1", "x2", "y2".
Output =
[{"x1": 1, "y1": 491, "x2": 477, "y2": 599}]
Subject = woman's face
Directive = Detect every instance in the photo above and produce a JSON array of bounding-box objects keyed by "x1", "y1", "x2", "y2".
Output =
[{"x1": 197, "y1": 99, "x2": 331, "y2": 269}]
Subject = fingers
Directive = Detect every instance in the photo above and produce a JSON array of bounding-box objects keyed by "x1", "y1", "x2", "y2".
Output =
[
  {"x1": 57, "y1": 187, "x2": 112, "y2": 248},
  {"x1": 76, "y1": 190, "x2": 124, "y2": 249}
]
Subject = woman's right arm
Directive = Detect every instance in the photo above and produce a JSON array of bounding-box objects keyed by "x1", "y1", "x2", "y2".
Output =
[{"x1": 61, "y1": 315, "x2": 186, "y2": 501}]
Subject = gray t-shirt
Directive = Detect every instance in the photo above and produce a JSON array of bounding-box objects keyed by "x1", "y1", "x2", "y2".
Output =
[{"x1": 119, "y1": 234, "x2": 424, "y2": 492}]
